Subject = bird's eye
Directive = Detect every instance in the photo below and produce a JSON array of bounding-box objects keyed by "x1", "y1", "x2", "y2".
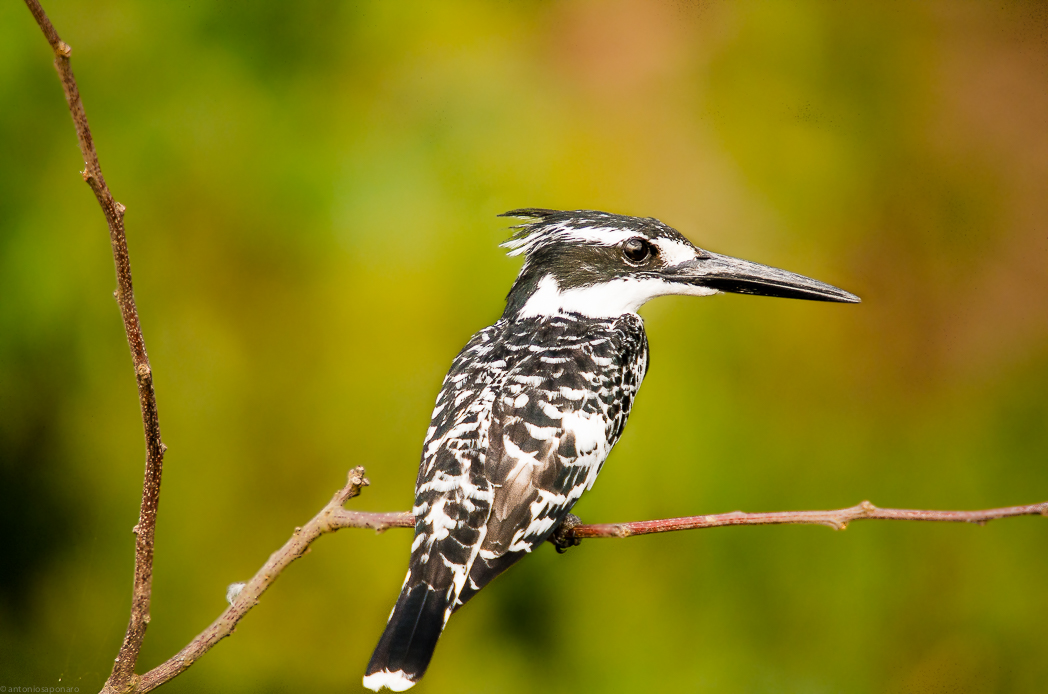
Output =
[{"x1": 622, "y1": 237, "x2": 653, "y2": 264}]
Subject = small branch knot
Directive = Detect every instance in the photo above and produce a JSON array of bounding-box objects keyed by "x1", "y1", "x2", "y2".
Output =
[{"x1": 347, "y1": 466, "x2": 369, "y2": 490}]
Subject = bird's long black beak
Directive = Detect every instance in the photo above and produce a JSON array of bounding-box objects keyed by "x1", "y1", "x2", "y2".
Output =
[{"x1": 666, "y1": 251, "x2": 861, "y2": 303}]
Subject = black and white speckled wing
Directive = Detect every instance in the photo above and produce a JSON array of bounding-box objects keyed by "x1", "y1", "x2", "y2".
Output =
[
  {"x1": 365, "y1": 314, "x2": 648, "y2": 690},
  {"x1": 457, "y1": 314, "x2": 648, "y2": 605},
  {"x1": 363, "y1": 323, "x2": 507, "y2": 690}
]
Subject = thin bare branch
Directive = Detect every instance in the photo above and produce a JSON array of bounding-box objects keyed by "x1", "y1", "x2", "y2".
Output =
[
  {"x1": 314, "y1": 499, "x2": 1048, "y2": 539},
  {"x1": 565, "y1": 499, "x2": 1048, "y2": 538},
  {"x1": 330, "y1": 508, "x2": 414, "y2": 532},
  {"x1": 23, "y1": 1, "x2": 166, "y2": 689},
  {"x1": 125, "y1": 469, "x2": 1045, "y2": 693},
  {"x1": 132, "y1": 468, "x2": 373, "y2": 693},
  {"x1": 302, "y1": 498, "x2": 1048, "y2": 539}
]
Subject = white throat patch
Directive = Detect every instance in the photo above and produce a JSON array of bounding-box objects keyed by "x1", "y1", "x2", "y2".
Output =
[{"x1": 517, "y1": 274, "x2": 717, "y2": 319}]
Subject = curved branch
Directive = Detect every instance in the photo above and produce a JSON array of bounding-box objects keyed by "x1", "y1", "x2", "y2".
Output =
[
  {"x1": 23, "y1": 1, "x2": 167, "y2": 689},
  {"x1": 126, "y1": 467, "x2": 1045, "y2": 693},
  {"x1": 132, "y1": 468, "x2": 373, "y2": 693}
]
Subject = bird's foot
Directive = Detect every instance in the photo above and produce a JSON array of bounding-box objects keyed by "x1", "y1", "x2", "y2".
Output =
[{"x1": 549, "y1": 513, "x2": 583, "y2": 554}]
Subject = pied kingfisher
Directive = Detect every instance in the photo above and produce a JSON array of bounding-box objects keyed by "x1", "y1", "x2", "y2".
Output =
[{"x1": 364, "y1": 209, "x2": 859, "y2": 691}]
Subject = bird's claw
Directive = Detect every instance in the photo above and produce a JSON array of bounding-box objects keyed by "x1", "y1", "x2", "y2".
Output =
[{"x1": 549, "y1": 513, "x2": 583, "y2": 554}]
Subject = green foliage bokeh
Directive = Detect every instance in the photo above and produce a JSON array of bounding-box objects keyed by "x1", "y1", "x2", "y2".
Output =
[{"x1": 1, "y1": 1, "x2": 1046, "y2": 692}]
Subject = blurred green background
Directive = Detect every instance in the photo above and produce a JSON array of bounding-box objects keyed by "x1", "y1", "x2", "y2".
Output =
[{"x1": 2, "y1": 0, "x2": 1047, "y2": 692}]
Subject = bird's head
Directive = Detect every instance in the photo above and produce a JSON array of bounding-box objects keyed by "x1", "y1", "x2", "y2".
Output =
[{"x1": 499, "y1": 208, "x2": 860, "y2": 320}]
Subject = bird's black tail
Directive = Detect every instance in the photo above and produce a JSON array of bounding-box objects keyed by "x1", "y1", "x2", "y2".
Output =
[{"x1": 363, "y1": 582, "x2": 450, "y2": 692}]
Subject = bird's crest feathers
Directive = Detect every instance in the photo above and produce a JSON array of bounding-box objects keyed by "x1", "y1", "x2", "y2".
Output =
[{"x1": 498, "y1": 208, "x2": 664, "y2": 259}]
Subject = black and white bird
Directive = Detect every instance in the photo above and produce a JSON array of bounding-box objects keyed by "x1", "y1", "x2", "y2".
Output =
[{"x1": 363, "y1": 209, "x2": 859, "y2": 691}]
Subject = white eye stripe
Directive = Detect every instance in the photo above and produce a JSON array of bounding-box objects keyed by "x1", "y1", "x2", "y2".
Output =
[
  {"x1": 506, "y1": 222, "x2": 699, "y2": 266},
  {"x1": 503, "y1": 224, "x2": 645, "y2": 257},
  {"x1": 555, "y1": 226, "x2": 639, "y2": 247}
]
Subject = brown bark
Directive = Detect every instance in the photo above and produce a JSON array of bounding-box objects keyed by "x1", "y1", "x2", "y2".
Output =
[{"x1": 22, "y1": 2, "x2": 167, "y2": 690}]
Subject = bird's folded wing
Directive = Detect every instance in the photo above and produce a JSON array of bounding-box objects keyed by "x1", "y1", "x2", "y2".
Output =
[{"x1": 479, "y1": 372, "x2": 613, "y2": 559}]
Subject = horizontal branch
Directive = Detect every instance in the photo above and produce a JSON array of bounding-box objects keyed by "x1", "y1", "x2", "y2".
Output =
[
  {"x1": 566, "y1": 499, "x2": 1048, "y2": 538},
  {"x1": 320, "y1": 497, "x2": 1048, "y2": 538}
]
